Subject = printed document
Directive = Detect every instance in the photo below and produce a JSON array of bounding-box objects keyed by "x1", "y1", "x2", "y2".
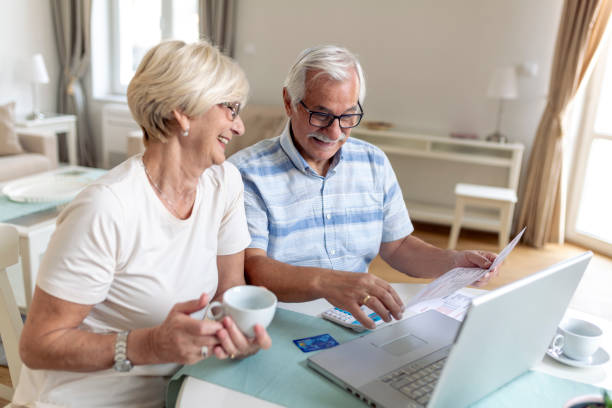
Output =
[
  {"x1": 405, "y1": 292, "x2": 476, "y2": 321},
  {"x1": 403, "y1": 227, "x2": 526, "y2": 310}
]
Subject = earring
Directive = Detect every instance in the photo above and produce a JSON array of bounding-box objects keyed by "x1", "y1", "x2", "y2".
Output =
[{"x1": 182, "y1": 126, "x2": 189, "y2": 137}]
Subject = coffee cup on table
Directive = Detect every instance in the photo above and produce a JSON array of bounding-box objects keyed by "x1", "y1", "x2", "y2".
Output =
[
  {"x1": 206, "y1": 285, "x2": 277, "y2": 337},
  {"x1": 550, "y1": 317, "x2": 603, "y2": 361}
]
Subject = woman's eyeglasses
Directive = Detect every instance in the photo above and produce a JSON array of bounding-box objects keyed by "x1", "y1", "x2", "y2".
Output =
[{"x1": 221, "y1": 102, "x2": 241, "y2": 121}]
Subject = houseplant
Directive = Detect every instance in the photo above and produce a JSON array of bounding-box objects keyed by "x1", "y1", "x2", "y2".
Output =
[{"x1": 564, "y1": 390, "x2": 612, "y2": 408}]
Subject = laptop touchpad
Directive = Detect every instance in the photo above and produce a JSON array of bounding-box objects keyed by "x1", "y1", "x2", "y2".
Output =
[{"x1": 376, "y1": 334, "x2": 427, "y2": 356}]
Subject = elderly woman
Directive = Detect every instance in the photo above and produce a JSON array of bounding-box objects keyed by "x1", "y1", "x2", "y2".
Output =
[{"x1": 11, "y1": 40, "x2": 271, "y2": 407}]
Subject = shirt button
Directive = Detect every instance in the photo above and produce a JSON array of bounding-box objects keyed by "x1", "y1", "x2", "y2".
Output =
[
  {"x1": 326, "y1": 213, "x2": 331, "y2": 219},
  {"x1": 330, "y1": 249, "x2": 336, "y2": 255}
]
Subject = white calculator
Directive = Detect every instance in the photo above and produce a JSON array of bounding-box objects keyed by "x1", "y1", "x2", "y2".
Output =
[{"x1": 321, "y1": 305, "x2": 385, "y2": 332}]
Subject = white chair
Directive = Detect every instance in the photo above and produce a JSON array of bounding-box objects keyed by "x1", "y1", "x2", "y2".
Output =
[
  {"x1": 0, "y1": 224, "x2": 24, "y2": 400},
  {"x1": 448, "y1": 183, "x2": 517, "y2": 250}
]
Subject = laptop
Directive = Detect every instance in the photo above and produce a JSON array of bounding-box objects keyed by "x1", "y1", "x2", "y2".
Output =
[{"x1": 308, "y1": 251, "x2": 592, "y2": 408}]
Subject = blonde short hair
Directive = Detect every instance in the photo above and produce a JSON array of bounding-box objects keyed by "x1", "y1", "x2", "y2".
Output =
[{"x1": 127, "y1": 40, "x2": 249, "y2": 142}]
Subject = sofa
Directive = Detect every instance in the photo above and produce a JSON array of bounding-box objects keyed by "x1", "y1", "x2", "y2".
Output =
[
  {"x1": 0, "y1": 101, "x2": 59, "y2": 182},
  {"x1": 0, "y1": 131, "x2": 58, "y2": 182},
  {"x1": 224, "y1": 104, "x2": 287, "y2": 158}
]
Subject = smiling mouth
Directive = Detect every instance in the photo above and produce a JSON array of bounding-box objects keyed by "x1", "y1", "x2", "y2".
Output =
[
  {"x1": 311, "y1": 138, "x2": 335, "y2": 146},
  {"x1": 217, "y1": 135, "x2": 230, "y2": 145}
]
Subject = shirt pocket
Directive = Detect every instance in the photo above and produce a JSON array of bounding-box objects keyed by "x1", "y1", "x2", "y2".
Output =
[
  {"x1": 267, "y1": 199, "x2": 326, "y2": 266},
  {"x1": 344, "y1": 205, "x2": 383, "y2": 256}
]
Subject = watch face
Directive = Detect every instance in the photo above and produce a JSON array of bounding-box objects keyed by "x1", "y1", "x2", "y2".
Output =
[{"x1": 114, "y1": 359, "x2": 133, "y2": 372}]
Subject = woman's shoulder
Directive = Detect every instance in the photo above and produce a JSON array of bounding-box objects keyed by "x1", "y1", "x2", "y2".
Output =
[
  {"x1": 200, "y1": 162, "x2": 244, "y2": 201},
  {"x1": 65, "y1": 156, "x2": 144, "y2": 217},
  {"x1": 95, "y1": 155, "x2": 143, "y2": 184},
  {"x1": 202, "y1": 161, "x2": 241, "y2": 183},
  {"x1": 57, "y1": 182, "x2": 124, "y2": 229}
]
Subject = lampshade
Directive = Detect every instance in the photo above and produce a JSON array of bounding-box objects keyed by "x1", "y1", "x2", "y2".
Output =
[
  {"x1": 487, "y1": 67, "x2": 517, "y2": 99},
  {"x1": 30, "y1": 53, "x2": 49, "y2": 84}
]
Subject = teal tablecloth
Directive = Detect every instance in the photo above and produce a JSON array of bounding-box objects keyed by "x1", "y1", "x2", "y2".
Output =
[
  {"x1": 0, "y1": 167, "x2": 106, "y2": 222},
  {"x1": 472, "y1": 370, "x2": 607, "y2": 407},
  {"x1": 166, "y1": 308, "x2": 366, "y2": 408},
  {"x1": 166, "y1": 309, "x2": 608, "y2": 408}
]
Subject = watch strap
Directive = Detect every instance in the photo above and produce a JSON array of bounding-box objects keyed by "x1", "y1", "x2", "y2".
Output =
[{"x1": 113, "y1": 330, "x2": 132, "y2": 372}]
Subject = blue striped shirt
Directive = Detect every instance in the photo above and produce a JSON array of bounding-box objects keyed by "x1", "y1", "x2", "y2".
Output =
[{"x1": 229, "y1": 123, "x2": 413, "y2": 272}]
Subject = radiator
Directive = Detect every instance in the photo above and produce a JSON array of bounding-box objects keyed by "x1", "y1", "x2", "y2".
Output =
[{"x1": 101, "y1": 104, "x2": 141, "y2": 168}]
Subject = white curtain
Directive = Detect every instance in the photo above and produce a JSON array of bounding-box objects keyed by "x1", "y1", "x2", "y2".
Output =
[{"x1": 516, "y1": 0, "x2": 612, "y2": 247}]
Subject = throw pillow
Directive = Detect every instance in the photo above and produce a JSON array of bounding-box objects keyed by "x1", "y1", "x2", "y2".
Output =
[{"x1": 0, "y1": 101, "x2": 24, "y2": 156}]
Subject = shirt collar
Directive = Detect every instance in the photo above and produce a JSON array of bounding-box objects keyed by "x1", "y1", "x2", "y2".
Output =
[{"x1": 279, "y1": 121, "x2": 344, "y2": 178}]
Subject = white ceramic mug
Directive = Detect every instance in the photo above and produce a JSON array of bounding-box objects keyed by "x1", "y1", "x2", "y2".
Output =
[
  {"x1": 206, "y1": 285, "x2": 277, "y2": 337},
  {"x1": 551, "y1": 317, "x2": 603, "y2": 361}
]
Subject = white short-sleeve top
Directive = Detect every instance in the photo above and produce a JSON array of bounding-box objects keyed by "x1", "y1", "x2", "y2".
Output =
[{"x1": 12, "y1": 154, "x2": 251, "y2": 407}]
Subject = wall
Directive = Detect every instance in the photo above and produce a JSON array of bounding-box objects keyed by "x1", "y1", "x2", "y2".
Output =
[
  {"x1": 233, "y1": 0, "x2": 564, "y2": 187},
  {"x1": 86, "y1": 0, "x2": 563, "y2": 186},
  {"x1": 0, "y1": 0, "x2": 58, "y2": 116}
]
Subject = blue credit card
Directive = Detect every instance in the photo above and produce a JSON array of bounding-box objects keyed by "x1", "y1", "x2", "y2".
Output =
[{"x1": 293, "y1": 333, "x2": 339, "y2": 353}]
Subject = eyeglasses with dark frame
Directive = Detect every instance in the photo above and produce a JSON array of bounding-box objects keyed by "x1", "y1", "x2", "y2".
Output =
[
  {"x1": 220, "y1": 102, "x2": 241, "y2": 121},
  {"x1": 299, "y1": 100, "x2": 363, "y2": 129}
]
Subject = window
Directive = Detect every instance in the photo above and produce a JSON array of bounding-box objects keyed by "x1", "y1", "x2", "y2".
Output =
[
  {"x1": 566, "y1": 32, "x2": 612, "y2": 257},
  {"x1": 110, "y1": 0, "x2": 199, "y2": 94}
]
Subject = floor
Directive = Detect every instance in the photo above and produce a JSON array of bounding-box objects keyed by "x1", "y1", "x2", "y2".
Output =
[{"x1": 1, "y1": 222, "x2": 610, "y2": 404}]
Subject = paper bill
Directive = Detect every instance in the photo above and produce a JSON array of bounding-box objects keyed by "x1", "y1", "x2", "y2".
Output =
[
  {"x1": 403, "y1": 227, "x2": 526, "y2": 310},
  {"x1": 405, "y1": 292, "x2": 476, "y2": 321}
]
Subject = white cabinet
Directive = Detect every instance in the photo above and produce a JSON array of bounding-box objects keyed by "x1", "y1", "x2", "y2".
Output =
[
  {"x1": 351, "y1": 128, "x2": 524, "y2": 227},
  {"x1": 15, "y1": 114, "x2": 78, "y2": 165}
]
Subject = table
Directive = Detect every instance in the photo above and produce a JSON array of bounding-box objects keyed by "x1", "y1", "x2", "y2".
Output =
[
  {"x1": 177, "y1": 283, "x2": 611, "y2": 407},
  {"x1": 15, "y1": 114, "x2": 78, "y2": 165},
  {"x1": 351, "y1": 128, "x2": 524, "y2": 229},
  {"x1": 0, "y1": 166, "x2": 106, "y2": 310}
]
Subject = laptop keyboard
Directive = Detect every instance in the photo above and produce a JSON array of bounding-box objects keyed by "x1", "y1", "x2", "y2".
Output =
[{"x1": 379, "y1": 347, "x2": 451, "y2": 407}]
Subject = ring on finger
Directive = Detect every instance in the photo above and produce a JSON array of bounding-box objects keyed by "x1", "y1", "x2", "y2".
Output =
[
  {"x1": 201, "y1": 346, "x2": 209, "y2": 358},
  {"x1": 230, "y1": 353, "x2": 236, "y2": 359},
  {"x1": 362, "y1": 294, "x2": 371, "y2": 305}
]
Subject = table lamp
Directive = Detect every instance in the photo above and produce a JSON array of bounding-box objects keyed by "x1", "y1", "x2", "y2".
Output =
[
  {"x1": 27, "y1": 53, "x2": 50, "y2": 120},
  {"x1": 486, "y1": 66, "x2": 518, "y2": 143}
]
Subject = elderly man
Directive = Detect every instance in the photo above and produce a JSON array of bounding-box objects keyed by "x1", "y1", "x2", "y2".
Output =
[{"x1": 229, "y1": 45, "x2": 498, "y2": 329}]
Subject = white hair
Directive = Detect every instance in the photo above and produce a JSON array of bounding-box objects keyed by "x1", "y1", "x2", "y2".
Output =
[
  {"x1": 283, "y1": 45, "x2": 366, "y2": 109},
  {"x1": 127, "y1": 40, "x2": 249, "y2": 142}
]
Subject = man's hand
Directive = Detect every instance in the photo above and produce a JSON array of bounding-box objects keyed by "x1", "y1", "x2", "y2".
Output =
[
  {"x1": 323, "y1": 270, "x2": 404, "y2": 330},
  {"x1": 451, "y1": 250, "x2": 499, "y2": 287}
]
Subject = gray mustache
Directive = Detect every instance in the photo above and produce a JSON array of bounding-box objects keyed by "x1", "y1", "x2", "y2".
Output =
[{"x1": 308, "y1": 132, "x2": 346, "y2": 144}]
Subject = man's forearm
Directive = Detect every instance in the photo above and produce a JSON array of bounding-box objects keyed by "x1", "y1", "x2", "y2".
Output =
[
  {"x1": 244, "y1": 250, "x2": 407, "y2": 328},
  {"x1": 244, "y1": 254, "x2": 331, "y2": 302},
  {"x1": 381, "y1": 235, "x2": 457, "y2": 279}
]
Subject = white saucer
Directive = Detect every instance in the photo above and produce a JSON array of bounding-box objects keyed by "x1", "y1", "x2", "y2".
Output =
[{"x1": 546, "y1": 346, "x2": 610, "y2": 368}]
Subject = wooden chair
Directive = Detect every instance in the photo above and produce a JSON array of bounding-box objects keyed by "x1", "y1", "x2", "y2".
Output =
[
  {"x1": 0, "y1": 224, "x2": 24, "y2": 400},
  {"x1": 448, "y1": 183, "x2": 517, "y2": 250}
]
